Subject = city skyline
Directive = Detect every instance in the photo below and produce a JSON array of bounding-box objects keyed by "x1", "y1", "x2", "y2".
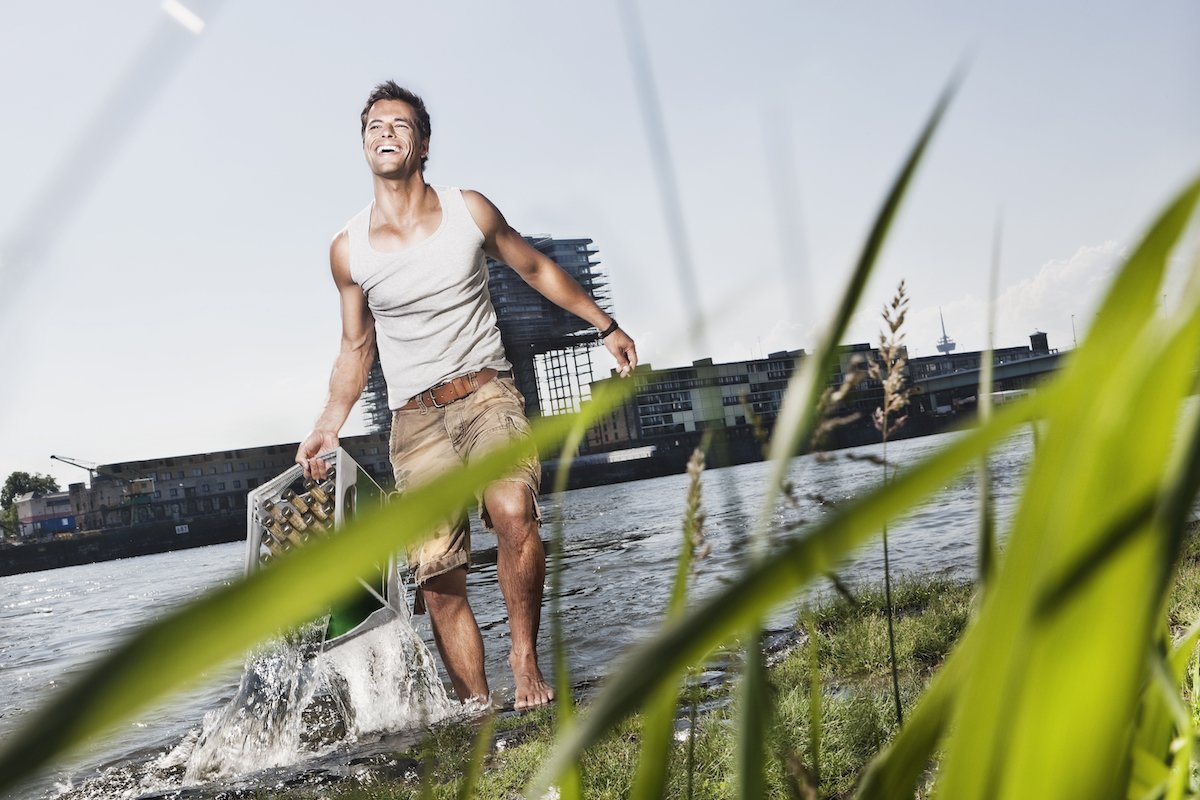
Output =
[
  {"x1": 24, "y1": 329, "x2": 1058, "y2": 485},
  {"x1": 2, "y1": 0, "x2": 1197, "y2": 488}
]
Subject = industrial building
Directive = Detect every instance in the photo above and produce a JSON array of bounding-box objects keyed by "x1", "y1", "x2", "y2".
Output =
[
  {"x1": 583, "y1": 345, "x2": 887, "y2": 455},
  {"x1": 584, "y1": 332, "x2": 1063, "y2": 456},
  {"x1": 13, "y1": 434, "x2": 393, "y2": 540}
]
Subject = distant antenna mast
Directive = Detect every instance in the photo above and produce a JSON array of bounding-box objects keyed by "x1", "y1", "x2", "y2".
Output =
[{"x1": 936, "y1": 308, "x2": 957, "y2": 354}]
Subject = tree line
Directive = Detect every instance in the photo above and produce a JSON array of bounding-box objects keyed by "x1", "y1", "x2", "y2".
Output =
[{"x1": 0, "y1": 471, "x2": 61, "y2": 539}]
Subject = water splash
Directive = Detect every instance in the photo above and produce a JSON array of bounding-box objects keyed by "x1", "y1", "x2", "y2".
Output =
[
  {"x1": 319, "y1": 615, "x2": 458, "y2": 739},
  {"x1": 181, "y1": 592, "x2": 461, "y2": 785},
  {"x1": 51, "y1": 593, "x2": 462, "y2": 798},
  {"x1": 182, "y1": 620, "x2": 329, "y2": 782}
]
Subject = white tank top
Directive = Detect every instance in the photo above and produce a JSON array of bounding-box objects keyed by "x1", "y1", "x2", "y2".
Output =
[{"x1": 347, "y1": 185, "x2": 511, "y2": 409}]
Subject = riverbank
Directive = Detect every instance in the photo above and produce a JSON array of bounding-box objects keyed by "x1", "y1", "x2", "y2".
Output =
[
  {"x1": 243, "y1": 519, "x2": 1200, "y2": 800},
  {"x1": 253, "y1": 576, "x2": 968, "y2": 799}
]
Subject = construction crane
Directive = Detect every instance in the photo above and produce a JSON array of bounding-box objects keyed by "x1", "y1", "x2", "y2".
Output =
[
  {"x1": 50, "y1": 454, "x2": 101, "y2": 479},
  {"x1": 51, "y1": 455, "x2": 154, "y2": 504}
]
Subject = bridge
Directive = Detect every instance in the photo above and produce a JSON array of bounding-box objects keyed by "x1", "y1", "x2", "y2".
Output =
[{"x1": 913, "y1": 352, "x2": 1066, "y2": 414}]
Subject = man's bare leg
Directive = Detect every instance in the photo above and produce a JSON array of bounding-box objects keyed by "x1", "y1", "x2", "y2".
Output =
[
  {"x1": 483, "y1": 481, "x2": 554, "y2": 710},
  {"x1": 421, "y1": 567, "x2": 489, "y2": 703}
]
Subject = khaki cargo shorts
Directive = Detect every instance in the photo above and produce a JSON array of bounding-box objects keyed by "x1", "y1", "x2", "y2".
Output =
[{"x1": 389, "y1": 375, "x2": 542, "y2": 591}]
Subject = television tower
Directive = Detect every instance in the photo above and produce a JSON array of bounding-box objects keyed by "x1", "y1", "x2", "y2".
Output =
[{"x1": 936, "y1": 308, "x2": 957, "y2": 354}]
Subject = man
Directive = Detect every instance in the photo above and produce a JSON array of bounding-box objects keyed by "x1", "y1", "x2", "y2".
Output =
[{"x1": 296, "y1": 81, "x2": 637, "y2": 710}]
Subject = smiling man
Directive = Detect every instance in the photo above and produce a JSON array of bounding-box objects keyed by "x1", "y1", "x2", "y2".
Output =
[{"x1": 296, "y1": 81, "x2": 637, "y2": 710}]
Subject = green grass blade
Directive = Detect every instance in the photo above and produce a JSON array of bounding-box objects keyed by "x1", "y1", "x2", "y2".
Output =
[
  {"x1": 1128, "y1": 637, "x2": 1182, "y2": 800},
  {"x1": 419, "y1": 743, "x2": 436, "y2": 800},
  {"x1": 631, "y1": 450, "x2": 705, "y2": 800},
  {"x1": 855, "y1": 632, "x2": 967, "y2": 799},
  {"x1": 549, "y1": 414, "x2": 591, "y2": 800},
  {"x1": 764, "y1": 70, "x2": 961, "y2": 475},
  {"x1": 804, "y1": 607, "x2": 822, "y2": 793},
  {"x1": 978, "y1": 213, "x2": 1001, "y2": 586},
  {"x1": 456, "y1": 713, "x2": 497, "y2": 800},
  {"x1": 1034, "y1": 493, "x2": 1157, "y2": 617},
  {"x1": 1149, "y1": 364, "x2": 1200, "y2": 588},
  {"x1": 736, "y1": 629, "x2": 771, "y2": 800},
  {"x1": 948, "y1": 358, "x2": 1194, "y2": 797},
  {"x1": 1148, "y1": 651, "x2": 1192, "y2": 745},
  {"x1": 524, "y1": 392, "x2": 1040, "y2": 798},
  {"x1": 1126, "y1": 384, "x2": 1200, "y2": 799},
  {"x1": 713, "y1": 75, "x2": 959, "y2": 800},
  {"x1": 1152, "y1": 644, "x2": 1194, "y2": 800},
  {"x1": 933, "y1": 177, "x2": 1200, "y2": 799},
  {"x1": 732, "y1": 93, "x2": 962, "y2": 766},
  {"x1": 630, "y1": 682, "x2": 685, "y2": 800},
  {"x1": 615, "y1": 0, "x2": 708, "y2": 350},
  {"x1": 0, "y1": 387, "x2": 634, "y2": 793},
  {"x1": 1170, "y1": 617, "x2": 1200, "y2": 679},
  {"x1": 1128, "y1": 746, "x2": 1171, "y2": 800},
  {"x1": 881, "y1": 521, "x2": 902, "y2": 727}
]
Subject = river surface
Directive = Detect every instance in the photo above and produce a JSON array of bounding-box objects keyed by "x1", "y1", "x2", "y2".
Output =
[{"x1": 1, "y1": 430, "x2": 1037, "y2": 799}]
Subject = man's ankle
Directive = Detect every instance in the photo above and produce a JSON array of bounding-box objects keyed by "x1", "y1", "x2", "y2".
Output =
[{"x1": 508, "y1": 648, "x2": 540, "y2": 668}]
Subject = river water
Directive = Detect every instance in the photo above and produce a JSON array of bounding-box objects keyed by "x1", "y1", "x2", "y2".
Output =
[{"x1": 1, "y1": 430, "x2": 1037, "y2": 799}]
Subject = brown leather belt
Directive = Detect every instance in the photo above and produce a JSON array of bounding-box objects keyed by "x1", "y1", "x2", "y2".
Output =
[{"x1": 398, "y1": 368, "x2": 507, "y2": 411}]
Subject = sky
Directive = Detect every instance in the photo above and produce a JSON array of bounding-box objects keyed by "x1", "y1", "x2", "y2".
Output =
[{"x1": 1, "y1": 0, "x2": 1197, "y2": 489}]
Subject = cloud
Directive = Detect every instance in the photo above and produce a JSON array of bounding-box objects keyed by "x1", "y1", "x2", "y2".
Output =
[
  {"x1": 995, "y1": 241, "x2": 1125, "y2": 344},
  {"x1": 901, "y1": 242, "x2": 1127, "y2": 357}
]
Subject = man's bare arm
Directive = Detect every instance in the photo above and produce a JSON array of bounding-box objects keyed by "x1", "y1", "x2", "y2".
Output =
[
  {"x1": 296, "y1": 230, "x2": 377, "y2": 479},
  {"x1": 463, "y1": 190, "x2": 638, "y2": 377}
]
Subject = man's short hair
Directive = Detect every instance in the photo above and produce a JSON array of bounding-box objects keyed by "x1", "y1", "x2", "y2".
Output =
[{"x1": 360, "y1": 81, "x2": 431, "y2": 170}]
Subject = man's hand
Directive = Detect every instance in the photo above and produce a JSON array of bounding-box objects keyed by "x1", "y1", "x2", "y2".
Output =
[
  {"x1": 604, "y1": 328, "x2": 638, "y2": 378},
  {"x1": 296, "y1": 429, "x2": 339, "y2": 480}
]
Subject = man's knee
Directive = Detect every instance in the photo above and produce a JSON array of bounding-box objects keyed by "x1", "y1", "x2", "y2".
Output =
[
  {"x1": 483, "y1": 482, "x2": 537, "y2": 533},
  {"x1": 421, "y1": 567, "x2": 469, "y2": 615}
]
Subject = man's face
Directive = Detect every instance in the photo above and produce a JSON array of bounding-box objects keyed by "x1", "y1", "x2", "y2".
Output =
[{"x1": 362, "y1": 99, "x2": 427, "y2": 176}]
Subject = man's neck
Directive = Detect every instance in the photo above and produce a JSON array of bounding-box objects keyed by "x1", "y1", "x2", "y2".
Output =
[{"x1": 371, "y1": 173, "x2": 432, "y2": 223}]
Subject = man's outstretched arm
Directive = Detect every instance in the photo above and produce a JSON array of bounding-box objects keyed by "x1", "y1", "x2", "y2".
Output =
[
  {"x1": 463, "y1": 190, "x2": 638, "y2": 377},
  {"x1": 296, "y1": 230, "x2": 377, "y2": 480}
]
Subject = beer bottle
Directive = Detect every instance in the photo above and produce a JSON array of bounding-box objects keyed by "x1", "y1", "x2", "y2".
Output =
[
  {"x1": 302, "y1": 511, "x2": 329, "y2": 535},
  {"x1": 285, "y1": 508, "x2": 310, "y2": 533},
  {"x1": 306, "y1": 480, "x2": 331, "y2": 506},
  {"x1": 282, "y1": 489, "x2": 311, "y2": 515},
  {"x1": 263, "y1": 537, "x2": 286, "y2": 557},
  {"x1": 309, "y1": 499, "x2": 331, "y2": 523},
  {"x1": 278, "y1": 521, "x2": 304, "y2": 547},
  {"x1": 263, "y1": 500, "x2": 288, "y2": 524},
  {"x1": 262, "y1": 519, "x2": 290, "y2": 553}
]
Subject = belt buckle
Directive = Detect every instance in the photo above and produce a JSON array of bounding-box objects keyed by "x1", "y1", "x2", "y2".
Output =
[{"x1": 426, "y1": 371, "x2": 482, "y2": 410}]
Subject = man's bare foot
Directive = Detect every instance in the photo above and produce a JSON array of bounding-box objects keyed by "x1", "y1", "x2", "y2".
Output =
[
  {"x1": 510, "y1": 651, "x2": 555, "y2": 711},
  {"x1": 461, "y1": 694, "x2": 493, "y2": 715}
]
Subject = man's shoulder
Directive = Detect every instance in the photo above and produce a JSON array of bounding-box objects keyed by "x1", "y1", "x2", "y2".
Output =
[
  {"x1": 455, "y1": 187, "x2": 486, "y2": 206},
  {"x1": 433, "y1": 184, "x2": 481, "y2": 209},
  {"x1": 329, "y1": 203, "x2": 372, "y2": 256},
  {"x1": 340, "y1": 201, "x2": 373, "y2": 233},
  {"x1": 328, "y1": 221, "x2": 360, "y2": 286},
  {"x1": 457, "y1": 189, "x2": 501, "y2": 236}
]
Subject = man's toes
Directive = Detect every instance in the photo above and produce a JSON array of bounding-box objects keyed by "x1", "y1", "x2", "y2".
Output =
[{"x1": 514, "y1": 682, "x2": 554, "y2": 711}]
